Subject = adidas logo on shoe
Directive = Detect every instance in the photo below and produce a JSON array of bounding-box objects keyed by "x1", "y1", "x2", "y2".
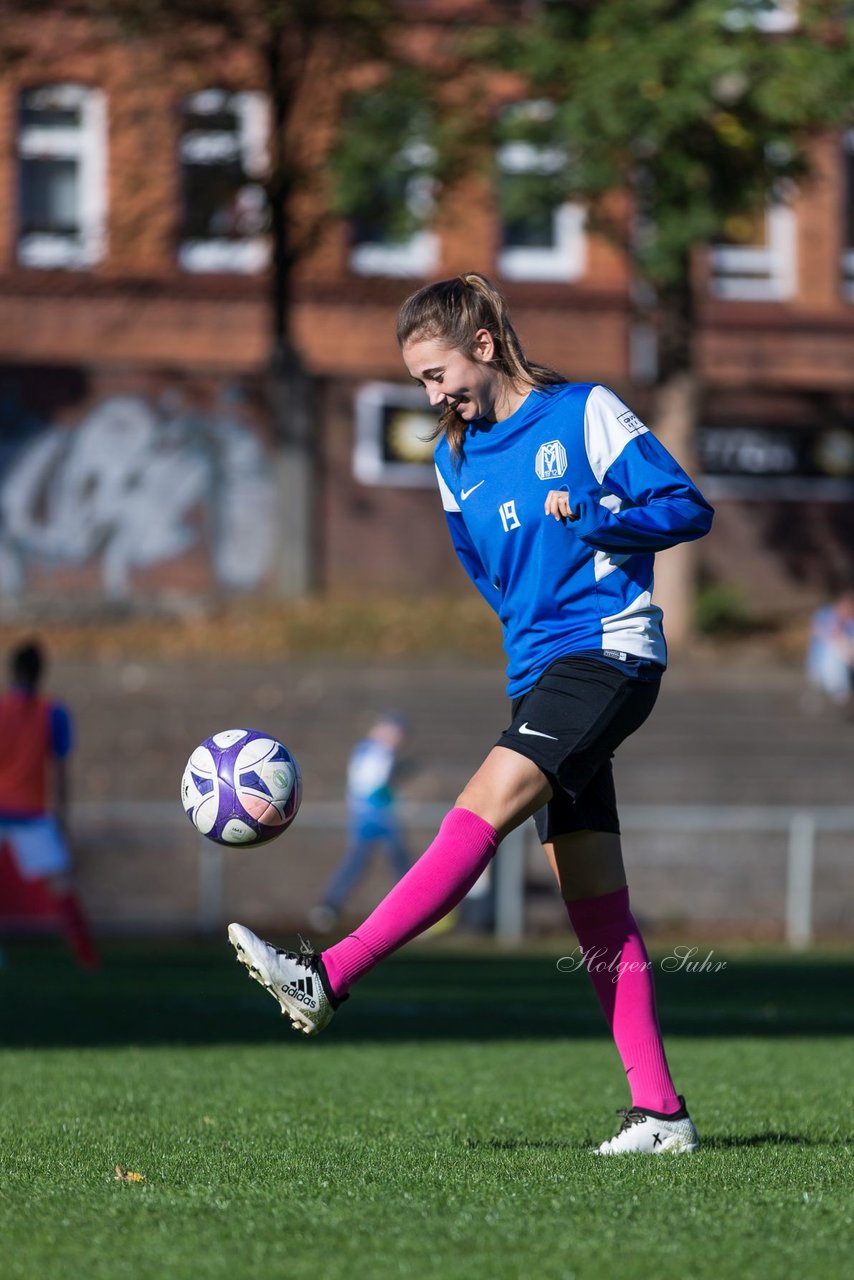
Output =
[
  {"x1": 282, "y1": 978, "x2": 317, "y2": 1009},
  {"x1": 227, "y1": 921, "x2": 343, "y2": 1036}
]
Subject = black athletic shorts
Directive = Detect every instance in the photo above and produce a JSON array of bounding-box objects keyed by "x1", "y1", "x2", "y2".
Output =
[{"x1": 495, "y1": 655, "x2": 661, "y2": 843}]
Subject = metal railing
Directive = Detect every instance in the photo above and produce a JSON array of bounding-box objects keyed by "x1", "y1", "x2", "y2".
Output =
[
  {"x1": 72, "y1": 801, "x2": 854, "y2": 947},
  {"x1": 620, "y1": 804, "x2": 854, "y2": 950}
]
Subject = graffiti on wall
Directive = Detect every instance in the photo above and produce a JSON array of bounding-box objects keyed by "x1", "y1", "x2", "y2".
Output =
[{"x1": 0, "y1": 375, "x2": 278, "y2": 599}]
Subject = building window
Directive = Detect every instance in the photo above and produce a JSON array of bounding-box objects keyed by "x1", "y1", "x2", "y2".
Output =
[
  {"x1": 17, "y1": 84, "x2": 107, "y2": 269},
  {"x1": 709, "y1": 203, "x2": 796, "y2": 301},
  {"x1": 842, "y1": 131, "x2": 854, "y2": 301},
  {"x1": 497, "y1": 101, "x2": 585, "y2": 283},
  {"x1": 349, "y1": 141, "x2": 438, "y2": 278},
  {"x1": 179, "y1": 89, "x2": 270, "y2": 274}
]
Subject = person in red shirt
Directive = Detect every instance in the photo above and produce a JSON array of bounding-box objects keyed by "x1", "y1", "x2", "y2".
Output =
[{"x1": 0, "y1": 639, "x2": 97, "y2": 968}]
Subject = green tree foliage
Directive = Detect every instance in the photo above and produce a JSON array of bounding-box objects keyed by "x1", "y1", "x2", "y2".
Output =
[
  {"x1": 480, "y1": 0, "x2": 854, "y2": 368},
  {"x1": 328, "y1": 68, "x2": 439, "y2": 244}
]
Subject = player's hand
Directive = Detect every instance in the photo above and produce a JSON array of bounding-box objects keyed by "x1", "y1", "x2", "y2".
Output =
[{"x1": 544, "y1": 489, "x2": 577, "y2": 522}]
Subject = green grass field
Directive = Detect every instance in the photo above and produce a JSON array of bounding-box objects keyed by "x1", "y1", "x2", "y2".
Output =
[{"x1": 1, "y1": 939, "x2": 852, "y2": 1280}]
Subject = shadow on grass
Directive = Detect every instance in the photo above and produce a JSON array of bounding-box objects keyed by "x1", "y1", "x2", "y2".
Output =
[
  {"x1": 702, "y1": 1133, "x2": 849, "y2": 1149},
  {"x1": 1, "y1": 938, "x2": 853, "y2": 1048},
  {"x1": 464, "y1": 1137, "x2": 576, "y2": 1151},
  {"x1": 465, "y1": 1133, "x2": 847, "y2": 1151}
]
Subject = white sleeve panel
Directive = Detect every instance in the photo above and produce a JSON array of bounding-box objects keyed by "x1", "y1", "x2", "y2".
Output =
[
  {"x1": 435, "y1": 464, "x2": 460, "y2": 512},
  {"x1": 583, "y1": 385, "x2": 649, "y2": 486},
  {"x1": 593, "y1": 548, "x2": 631, "y2": 582}
]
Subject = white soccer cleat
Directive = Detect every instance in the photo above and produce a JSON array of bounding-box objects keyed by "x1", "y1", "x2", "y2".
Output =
[
  {"x1": 227, "y1": 923, "x2": 342, "y2": 1036},
  {"x1": 596, "y1": 1096, "x2": 699, "y2": 1155}
]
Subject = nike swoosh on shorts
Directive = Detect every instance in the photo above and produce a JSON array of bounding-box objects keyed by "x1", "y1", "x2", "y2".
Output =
[{"x1": 518, "y1": 723, "x2": 559, "y2": 740}]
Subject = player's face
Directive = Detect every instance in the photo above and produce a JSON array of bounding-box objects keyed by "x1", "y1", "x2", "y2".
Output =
[{"x1": 403, "y1": 330, "x2": 504, "y2": 423}]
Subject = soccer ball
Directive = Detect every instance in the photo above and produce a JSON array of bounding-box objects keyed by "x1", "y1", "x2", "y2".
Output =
[{"x1": 181, "y1": 729, "x2": 302, "y2": 846}]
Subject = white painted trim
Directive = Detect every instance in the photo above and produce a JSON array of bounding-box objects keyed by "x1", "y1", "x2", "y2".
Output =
[
  {"x1": 349, "y1": 141, "x2": 439, "y2": 279},
  {"x1": 496, "y1": 124, "x2": 586, "y2": 282},
  {"x1": 178, "y1": 89, "x2": 270, "y2": 275},
  {"x1": 499, "y1": 202, "x2": 586, "y2": 282},
  {"x1": 350, "y1": 229, "x2": 439, "y2": 279},
  {"x1": 724, "y1": 1, "x2": 798, "y2": 33},
  {"x1": 709, "y1": 204, "x2": 797, "y2": 301},
  {"x1": 236, "y1": 92, "x2": 270, "y2": 179},
  {"x1": 17, "y1": 84, "x2": 107, "y2": 269},
  {"x1": 178, "y1": 239, "x2": 270, "y2": 273}
]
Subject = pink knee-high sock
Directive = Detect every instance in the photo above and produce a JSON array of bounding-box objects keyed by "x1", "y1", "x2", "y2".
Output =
[
  {"x1": 322, "y1": 807, "x2": 498, "y2": 997},
  {"x1": 565, "y1": 886, "x2": 680, "y2": 1114}
]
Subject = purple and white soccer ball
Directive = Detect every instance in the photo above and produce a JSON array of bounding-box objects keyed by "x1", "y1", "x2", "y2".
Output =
[{"x1": 181, "y1": 729, "x2": 302, "y2": 846}]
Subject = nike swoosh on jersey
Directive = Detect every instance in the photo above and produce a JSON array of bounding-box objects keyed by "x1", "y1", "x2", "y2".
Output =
[
  {"x1": 460, "y1": 481, "x2": 485, "y2": 500},
  {"x1": 518, "y1": 723, "x2": 559, "y2": 740}
]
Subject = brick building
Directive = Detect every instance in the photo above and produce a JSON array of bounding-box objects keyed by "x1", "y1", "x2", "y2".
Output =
[{"x1": 0, "y1": 5, "x2": 852, "y2": 622}]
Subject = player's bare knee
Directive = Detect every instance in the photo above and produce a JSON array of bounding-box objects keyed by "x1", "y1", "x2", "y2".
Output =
[{"x1": 454, "y1": 785, "x2": 493, "y2": 824}]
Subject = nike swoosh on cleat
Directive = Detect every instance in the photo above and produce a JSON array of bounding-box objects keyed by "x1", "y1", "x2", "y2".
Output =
[
  {"x1": 460, "y1": 481, "x2": 485, "y2": 500},
  {"x1": 518, "y1": 723, "x2": 559, "y2": 740}
]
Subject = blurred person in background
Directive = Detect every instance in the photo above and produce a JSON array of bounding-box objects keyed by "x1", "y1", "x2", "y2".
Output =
[
  {"x1": 0, "y1": 638, "x2": 98, "y2": 968},
  {"x1": 229, "y1": 272, "x2": 713, "y2": 1155},
  {"x1": 309, "y1": 713, "x2": 411, "y2": 932},
  {"x1": 805, "y1": 588, "x2": 854, "y2": 710}
]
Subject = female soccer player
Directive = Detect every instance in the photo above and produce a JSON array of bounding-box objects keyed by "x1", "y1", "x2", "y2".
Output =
[{"x1": 229, "y1": 272, "x2": 713, "y2": 1155}]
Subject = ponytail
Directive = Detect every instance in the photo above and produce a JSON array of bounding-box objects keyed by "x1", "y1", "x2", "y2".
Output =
[{"x1": 396, "y1": 272, "x2": 565, "y2": 456}]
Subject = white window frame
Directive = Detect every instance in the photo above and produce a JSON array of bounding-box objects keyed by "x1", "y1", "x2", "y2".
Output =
[
  {"x1": 17, "y1": 83, "x2": 107, "y2": 270},
  {"x1": 497, "y1": 108, "x2": 586, "y2": 283},
  {"x1": 350, "y1": 227, "x2": 439, "y2": 278},
  {"x1": 842, "y1": 130, "x2": 854, "y2": 302},
  {"x1": 349, "y1": 142, "x2": 439, "y2": 278},
  {"x1": 353, "y1": 382, "x2": 438, "y2": 488},
  {"x1": 178, "y1": 89, "x2": 270, "y2": 275},
  {"x1": 725, "y1": 1, "x2": 798, "y2": 33},
  {"x1": 709, "y1": 203, "x2": 797, "y2": 301}
]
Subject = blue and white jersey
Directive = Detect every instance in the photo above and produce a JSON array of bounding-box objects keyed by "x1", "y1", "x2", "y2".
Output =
[
  {"x1": 347, "y1": 738, "x2": 397, "y2": 815},
  {"x1": 435, "y1": 383, "x2": 714, "y2": 698}
]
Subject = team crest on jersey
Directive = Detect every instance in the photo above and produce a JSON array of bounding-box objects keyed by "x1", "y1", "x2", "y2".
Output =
[{"x1": 535, "y1": 440, "x2": 567, "y2": 481}]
